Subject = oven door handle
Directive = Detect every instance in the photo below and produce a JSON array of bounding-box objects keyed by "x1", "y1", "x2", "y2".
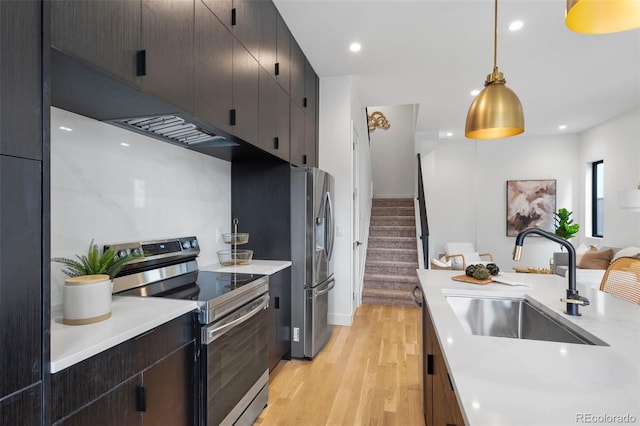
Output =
[{"x1": 203, "y1": 294, "x2": 269, "y2": 344}]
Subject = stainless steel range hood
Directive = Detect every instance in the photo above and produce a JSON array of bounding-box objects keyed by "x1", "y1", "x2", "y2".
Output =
[{"x1": 111, "y1": 115, "x2": 238, "y2": 148}]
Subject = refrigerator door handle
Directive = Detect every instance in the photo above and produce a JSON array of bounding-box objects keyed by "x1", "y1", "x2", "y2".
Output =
[
  {"x1": 315, "y1": 278, "x2": 336, "y2": 296},
  {"x1": 325, "y1": 192, "x2": 335, "y2": 260}
]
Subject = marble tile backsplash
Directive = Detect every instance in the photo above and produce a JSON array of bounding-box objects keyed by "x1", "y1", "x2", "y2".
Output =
[{"x1": 50, "y1": 107, "x2": 231, "y2": 306}]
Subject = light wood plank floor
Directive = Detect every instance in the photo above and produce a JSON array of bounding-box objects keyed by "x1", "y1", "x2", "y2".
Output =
[{"x1": 255, "y1": 304, "x2": 425, "y2": 426}]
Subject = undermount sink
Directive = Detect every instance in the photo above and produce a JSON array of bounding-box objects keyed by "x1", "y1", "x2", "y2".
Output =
[{"x1": 446, "y1": 295, "x2": 608, "y2": 346}]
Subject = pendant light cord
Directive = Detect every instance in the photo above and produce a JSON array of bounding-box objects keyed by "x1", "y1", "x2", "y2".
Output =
[{"x1": 493, "y1": 0, "x2": 498, "y2": 72}]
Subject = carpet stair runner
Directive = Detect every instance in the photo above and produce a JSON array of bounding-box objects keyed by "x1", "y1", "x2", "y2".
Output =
[{"x1": 362, "y1": 198, "x2": 419, "y2": 307}]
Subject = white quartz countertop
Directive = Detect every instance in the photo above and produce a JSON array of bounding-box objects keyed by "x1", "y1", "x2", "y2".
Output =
[
  {"x1": 199, "y1": 259, "x2": 291, "y2": 275},
  {"x1": 50, "y1": 296, "x2": 197, "y2": 373},
  {"x1": 417, "y1": 270, "x2": 640, "y2": 426}
]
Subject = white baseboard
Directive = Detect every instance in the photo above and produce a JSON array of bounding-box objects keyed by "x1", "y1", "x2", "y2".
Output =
[{"x1": 328, "y1": 312, "x2": 353, "y2": 326}]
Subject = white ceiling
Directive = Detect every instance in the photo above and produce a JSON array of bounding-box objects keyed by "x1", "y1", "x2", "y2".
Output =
[{"x1": 273, "y1": 0, "x2": 640, "y2": 141}]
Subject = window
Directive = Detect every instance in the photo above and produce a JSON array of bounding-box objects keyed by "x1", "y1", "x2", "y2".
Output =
[{"x1": 592, "y1": 160, "x2": 604, "y2": 237}]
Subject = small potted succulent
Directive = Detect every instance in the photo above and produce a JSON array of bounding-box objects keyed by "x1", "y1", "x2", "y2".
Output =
[{"x1": 53, "y1": 240, "x2": 140, "y2": 325}]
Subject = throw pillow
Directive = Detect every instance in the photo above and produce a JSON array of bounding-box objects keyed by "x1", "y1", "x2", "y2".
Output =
[
  {"x1": 578, "y1": 247, "x2": 614, "y2": 269},
  {"x1": 612, "y1": 246, "x2": 640, "y2": 262},
  {"x1": 575, "y1": 243, "x2": 590, "y2": 265}
]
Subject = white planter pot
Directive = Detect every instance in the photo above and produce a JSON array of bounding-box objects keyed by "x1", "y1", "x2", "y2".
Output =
[{"x1": 63, "y1": 274, "x2": 113, "y2": 325}]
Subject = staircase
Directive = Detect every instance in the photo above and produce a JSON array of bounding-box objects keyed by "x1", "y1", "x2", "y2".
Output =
[{"x1": 362, "y1": 198, "x2": 419, "y2": 307}]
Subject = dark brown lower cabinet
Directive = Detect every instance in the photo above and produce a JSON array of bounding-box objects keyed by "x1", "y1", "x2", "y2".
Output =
[
  {"x1": 54, "y1": 376, "x2": 141, "y2": 426},
  {"x1": 423, "y1": 299, "x2": 466, "y2": 426},
  {"x1": 0, "y1": 384, "x2": 42, "y2": 426},
  {"x1": 268, "y1": 268, "x2": 292, "y2": 371},
  {"x1": 51, "y1": 313, "x2": 197, "y2": 425}
]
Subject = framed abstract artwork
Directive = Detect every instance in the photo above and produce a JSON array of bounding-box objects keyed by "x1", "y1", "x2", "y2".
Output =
[{"x1": 506, "y1": 179, "x2": 556, "y2": 237}]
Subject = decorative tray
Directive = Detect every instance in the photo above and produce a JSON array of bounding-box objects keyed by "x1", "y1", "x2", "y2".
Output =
[{"x1": 451, "y1": 274, "x2": 493, "y2": 285}]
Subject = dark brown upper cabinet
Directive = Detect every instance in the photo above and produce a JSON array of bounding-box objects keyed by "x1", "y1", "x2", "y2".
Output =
[
  {"x1": 196, "y1": 1, "x2": 261, "y2": 147},
  {"x1": 275, "y1": 12, "x2": 292, "y2": 94},
  {"x1": 200, "y1": 0, "x2": 232, "y2": 28},
  {"x1": 141, "y1": 0, "x2": 195, "y2": 114},
  {"x1": 290, "y1": 54, "x2": 318, "y2": 168},
  {"x1": 51, "y1": 0, "x2": 142, "y2": 89},
  {"x1": 303, "y1": 58, "x2": 318, "y2": 167},
  {"x1": 231, "y1": 0, "x2": 261, "y2": 60},
  {"x1": 50, "y1": 0, "x2": 317, "y2": 164},
  {"x1": 232, "y1": 38, "x2": 260, "y2": 145},
  {"x1": 259, "y1": 68, "x2": 290, "y2": 162},
  {"x1": 195, "y1": 0, "x2": 234, "y2": 134},
  {"x1": 290, "y1": 38, "x2": 305, "y2": 108},
  {"x1": 259, "y1": 1, "x2": 290, "y2": 95},
  {"x1": 290, "y1": 101, "x2": 305, "y2": 167},
  {"x1": 258, "y1": 1, "x2": 277, "y2": 77}
]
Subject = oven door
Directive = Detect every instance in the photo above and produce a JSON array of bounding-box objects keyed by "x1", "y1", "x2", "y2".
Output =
[{"x1": 201, "y1": 293, "x2": 269, "y2": 426}]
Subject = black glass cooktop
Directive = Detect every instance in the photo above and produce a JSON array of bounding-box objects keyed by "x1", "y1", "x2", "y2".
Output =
[
  {"x1": 175, "y1": 271, "x2": 263, "y2": 301},
  {"x1": 118, "y1": 270, "x2": 265, "y2": 302}
]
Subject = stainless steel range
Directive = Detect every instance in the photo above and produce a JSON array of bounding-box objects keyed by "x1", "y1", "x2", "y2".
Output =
[{"x1": 109, "y1": 236, "x2": 269, "y2": 426}]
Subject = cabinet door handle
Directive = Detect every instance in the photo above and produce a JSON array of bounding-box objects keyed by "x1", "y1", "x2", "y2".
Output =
[
  {"x1": 303, "y1": 97, "x2": 308, "y2": 108},
  {"x1": 427, "y1": 354, "x2": 434, "y2": 375},
  {"x1": 274, "y1": 137, "x2": 279, "y2": 150},
  {"x1": 136, "y1": 50, "x2": 146, "y2": 76},
  {"x1": 275, "y1": 62, "x2": 280, "y2": 76},
  {"x1": 230, "y1": 109, "x2": 236, "y2": 126},
  {"x1": 274, "y1": 296, "x2": 280, "y2": 309},
  {"x1": 231, "y1": 8, "x2": 237, "y2": 26},
  {"x1": 302, "y1": 154, "x2": 307, "y2": 165},
  {"x1": 136, "y1": 385, "x2": 147, "y2": 412}
]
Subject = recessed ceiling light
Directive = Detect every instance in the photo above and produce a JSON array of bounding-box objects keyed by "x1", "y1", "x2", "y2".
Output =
[
  {"x1": 349, "y1": 42, "x2": 361, "y2": 53},
  {"x1": 120, "y1": 142, "x2": 131, "y2": 147},
  {"x1": 446, "y1": 132, "x2": 453, "y2": 137},
  {"x1": 59, "y1": 126, "x2": 73, "y2": 132},
  {"x1": 470, "y1": 89, "x2": 480, "y2": 96},
  {"x1": 558, "y1": 124, "x2": 567, "y2": 130},
  {"x1": 509, "y1": 20, "x2": 524, "y2": 31}
]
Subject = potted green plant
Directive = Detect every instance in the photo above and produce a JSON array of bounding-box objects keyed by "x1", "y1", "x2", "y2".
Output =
[
  {"x1": 554, "y1": 207, "x2": 580, "y2": 240},
  {"x1": 552, "y1": 208, "x2": 580, "y2": 274},
  {"x1": 53, "y1": 240, "x2": 139, "y2": 279},
  {"x1": 53, "y1": 240, "x2": 140, "y2": 325}
]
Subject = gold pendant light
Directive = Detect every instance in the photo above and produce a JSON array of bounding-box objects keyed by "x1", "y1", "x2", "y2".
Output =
[
  {"x1": 566, "y1": 0, "x2": 640, "y2": 34},
  {"x1": 465, "y1": 0, "x2": 524, "y2": 140}
]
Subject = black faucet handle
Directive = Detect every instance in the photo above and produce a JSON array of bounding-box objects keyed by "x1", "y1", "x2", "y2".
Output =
[{"x1": 561, "y1": 294, "x2": 590, "y2": 306}]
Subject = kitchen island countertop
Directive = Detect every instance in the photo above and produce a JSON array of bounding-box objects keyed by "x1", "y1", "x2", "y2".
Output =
[{"x1": 418, "y1": 269, "x2": 640, "y2": 426}]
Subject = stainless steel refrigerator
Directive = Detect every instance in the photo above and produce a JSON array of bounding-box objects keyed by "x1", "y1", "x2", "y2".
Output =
[{"x1": 291, "y1": 167, "x2": 335, "y2": 359}]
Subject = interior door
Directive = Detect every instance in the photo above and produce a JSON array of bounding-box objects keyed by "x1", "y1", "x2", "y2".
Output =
[{"x1": 352, "y1": 123, "x2": 362, "y2": 308}]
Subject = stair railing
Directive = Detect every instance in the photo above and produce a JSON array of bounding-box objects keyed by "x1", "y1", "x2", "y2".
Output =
[{"x1": 416, "y1": 153, "x2": 429, "y2": 269}]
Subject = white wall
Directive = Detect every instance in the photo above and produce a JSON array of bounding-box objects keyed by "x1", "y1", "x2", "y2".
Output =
[
  {"x1": 50, "y1": 107, "x2": 231, "y2": 306},
  {"x1": 423, "y1": 133, "x2": 581, "y2": 269},
  {"x1": 421, "y1": 108, "x2": 640, "y2": 271},
  {"x1": 319, "y1": 76, "x2": 355, "y2": 325},
  {"x1": 369, "y1": 104, "x2": 416, "y2": 198},
  {"x1": 578, "y1": 107, "x2": 640, "y2": 247},
  {"x1": 319, "y1": 75, "x2": 372, "y2": 325}
]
